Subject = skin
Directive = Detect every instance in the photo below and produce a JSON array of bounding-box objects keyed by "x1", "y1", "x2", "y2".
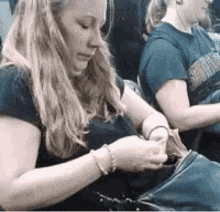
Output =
[
  {"x1": 59, "y1": 0, "x2": 107, "y2": 75},
  {"x1": 176, "y1": 0, "x2": 212, "y2": 27},
  {"x1": 155, "y1": 0, "x2": 220, "y2": 132},
  {"x1": 162, "y1": 0, "x2": 213, "y2": 33},
  {"x1": 0, "y1": 0, "x2": 169, "y2": 210}
]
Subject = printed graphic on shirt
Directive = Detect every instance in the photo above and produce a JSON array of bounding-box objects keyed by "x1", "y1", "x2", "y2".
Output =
[{"x1": 187, "y1": 52, "x2": 220, "y2": 104}]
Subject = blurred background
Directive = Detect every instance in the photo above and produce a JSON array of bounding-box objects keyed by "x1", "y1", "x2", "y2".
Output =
[
  {"x1": 0, "y1": 0, "x2": 13, "y2": 50},
  {"x1": 1, "y1": 0, "x2": 220, "y2": 81}
]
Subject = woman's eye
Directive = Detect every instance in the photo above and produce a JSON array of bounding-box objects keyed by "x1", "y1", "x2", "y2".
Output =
[{"x1": 80, "y1": 23, "x2": 89, "y2": 29}]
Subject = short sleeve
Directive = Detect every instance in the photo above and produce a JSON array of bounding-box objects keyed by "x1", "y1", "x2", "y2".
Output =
[
  {"x1": 0, "y1": 65, "x2": 41, "y2": 128},
  {"x1": 139, "y1": 39, "x2": 187, "y2": 99}
]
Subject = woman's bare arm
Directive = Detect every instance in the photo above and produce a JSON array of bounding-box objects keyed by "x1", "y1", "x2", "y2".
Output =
[
  {"x1": 0, "y1": 116, "x2": 111, "y2": 210},
  {"x1": 156, "y1": 79, "x2": 220, "y2": 132},
  {"x1": 121, "y1": 85, "x2": 169, "y2": 141},
  {"x1": 0, "y1": 115, "x2": 168, "y2": 210}
]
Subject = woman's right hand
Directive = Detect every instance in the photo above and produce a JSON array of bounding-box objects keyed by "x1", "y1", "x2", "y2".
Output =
[{"x1": 109, "y1": 136, "x2": 168, "y2": 172}]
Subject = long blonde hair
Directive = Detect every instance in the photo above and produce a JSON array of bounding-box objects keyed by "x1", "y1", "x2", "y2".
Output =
[
  {"x1": 1, "y1": 0, "x2": 124, "y2": 158},
  {"x1": 145, "y1": 0, "x2": 167, "y2": 34}
]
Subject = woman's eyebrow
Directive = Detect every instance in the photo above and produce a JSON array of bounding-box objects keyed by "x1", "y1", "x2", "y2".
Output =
[{"x1": 80, "y1": 16, "x2": 106, "y2": 26}]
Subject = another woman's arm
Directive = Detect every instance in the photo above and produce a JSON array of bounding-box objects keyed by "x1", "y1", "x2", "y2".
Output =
[
  {"x1": 156, "y1": 79, "x2": 220, "y2": 132},
  {"x1": 121, "y1": 85, "x2": 169, "y2": 142}
]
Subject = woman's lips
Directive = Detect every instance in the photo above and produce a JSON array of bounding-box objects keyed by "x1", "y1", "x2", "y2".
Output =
[{"x1": 78, "y1": 53, "x2": 93, "y2": 61}]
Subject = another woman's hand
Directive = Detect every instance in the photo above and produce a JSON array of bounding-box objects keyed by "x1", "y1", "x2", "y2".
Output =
[{"x1": 109, "y1": 136, "x2": 168, "y2": 172}]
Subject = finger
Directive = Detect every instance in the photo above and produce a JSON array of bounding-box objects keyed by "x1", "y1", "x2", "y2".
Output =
[
  {"x1": 150, "y1": 146, "x2": 162, "y2": 155},
  {"x1": 150, "y1": 154, "x2": 168, "y2": 164},
  {"x1": 146, "y1": 163, "x2": 164, "y2": 170},
  {"x1": 156, "y1": 138, "x2": 167, "y2": 145},
  {"x1": 150, "y1": 137, "x2": 166, "y2": 144},
  {"x1": 150, "y1": 136, "x2": 166, "y2": 142}
]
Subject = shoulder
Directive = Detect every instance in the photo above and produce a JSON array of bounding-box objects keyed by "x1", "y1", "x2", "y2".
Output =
[
  {"x1": 0, "y1": 64, "x2": 31, "y2": 84},
  {"x1": 140, "y1": 39, "x2": 187, "y2": 79},
  {"x1": 0, "y1": 64, "x2": 32, "y2": 96},
  {"x1": 145, "y1": 23, "x2": 193, "y2": 53},
  {"x1": 0, "y1": 64, "x2": 41, "y2": 128},
  {"x1": 141, "y1": 38, "x2": 183, "y2": 68},
  {"x1": 143, "y1": 23, "x2": 183, "y2": 55},
  {"x1": 147, "y1": 38, "x2": 179, "y2": 52},
  {"x1": 141, "y1": 24, "x2": 188, "y2": 67}
]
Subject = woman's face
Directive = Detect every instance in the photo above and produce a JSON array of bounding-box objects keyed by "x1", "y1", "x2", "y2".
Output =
[
  {"x1": 59, "y1": 0, "x2": 107, "y2": 75},
  {"x1": 178, "y1": 0, "x2": 213, "y2": 25}
]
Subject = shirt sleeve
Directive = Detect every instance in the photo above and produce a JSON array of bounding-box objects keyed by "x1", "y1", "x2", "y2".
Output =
[
  {"x1": 0, "y1": 65, "x2": 41, "y2": 129},
  {"x1": 140, "y1": 39, "x2": 187, "y2": 99}
]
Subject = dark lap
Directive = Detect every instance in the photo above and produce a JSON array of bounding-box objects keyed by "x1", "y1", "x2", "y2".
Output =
[{"x1": 89, "y1": 151, "x2": 220, "y2": 211}]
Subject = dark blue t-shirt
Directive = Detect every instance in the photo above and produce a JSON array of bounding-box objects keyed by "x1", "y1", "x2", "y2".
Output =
[
  {"x1": 0, "y1": 65, "x2": 41, "y2": 125},
  {"x1": 0, "y1": 65, "x2": 177, "y2": 210},
  {"x1": 0, "y1": 65, "x2": 148, "y2": 210},
  {"x1": 139, "y1": 22, "x2": 220, "y2": 106}
]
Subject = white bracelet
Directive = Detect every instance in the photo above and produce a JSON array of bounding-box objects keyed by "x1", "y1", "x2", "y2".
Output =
[
  {"x1": 103, "y1": 144, "x2": 117, "y2": 173},
  {"x1": 90, "y1": 149, "x2": 108, "y2": 176}
]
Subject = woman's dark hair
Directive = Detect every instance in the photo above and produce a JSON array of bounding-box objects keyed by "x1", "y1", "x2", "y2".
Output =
[{"x1": 109, "y1": 0, "x2": 149, "y2": 81}]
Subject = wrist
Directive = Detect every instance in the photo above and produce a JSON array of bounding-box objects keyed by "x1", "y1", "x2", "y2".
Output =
[
  {"x1": 141, "y1": 112, "x2": 169, "y2": 139},
  {"x1": 103, "y1": 144, "x2": 117, "y2": 173},
  {"x1": 147, "y1": 126, "x2": 169, "y2": 140},
  {"x1": 91, "y1": 147, "x2": 112, "y2": 175}
]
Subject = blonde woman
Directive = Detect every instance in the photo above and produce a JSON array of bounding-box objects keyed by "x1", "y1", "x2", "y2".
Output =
[
  {"x1": 0, "y1": 0, "x2": 169, "y2": 210},
  {"x1": 2, "y1": 0, "x2": 220, "y2": 210}
]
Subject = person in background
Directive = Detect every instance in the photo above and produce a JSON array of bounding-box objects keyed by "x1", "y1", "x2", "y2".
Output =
[
  {"x1": 139, "y1": 0, "x2": 220, "y2": 147},
  {"x1": 109, "y1": 0, "x2": 149, "y2": 82},
  {"x1": 0, "y1": 0, "x2": 13, "y2": 44}
]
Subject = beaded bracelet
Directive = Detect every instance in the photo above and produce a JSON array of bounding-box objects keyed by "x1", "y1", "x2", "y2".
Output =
[
  {"x1": 103, "y1": 144, "x2": 117, "y2": 173},
  {"x1": 147, "y1": 125, "x2": 169, "y2": 140},
  {"x1": 90, "y1": 149, "x2": 108, "y2": 176}
]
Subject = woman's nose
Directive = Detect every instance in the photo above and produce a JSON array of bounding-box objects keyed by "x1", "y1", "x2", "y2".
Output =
[{"x1": 89, "y1": 30, "x2": 103, "y2": 48}]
